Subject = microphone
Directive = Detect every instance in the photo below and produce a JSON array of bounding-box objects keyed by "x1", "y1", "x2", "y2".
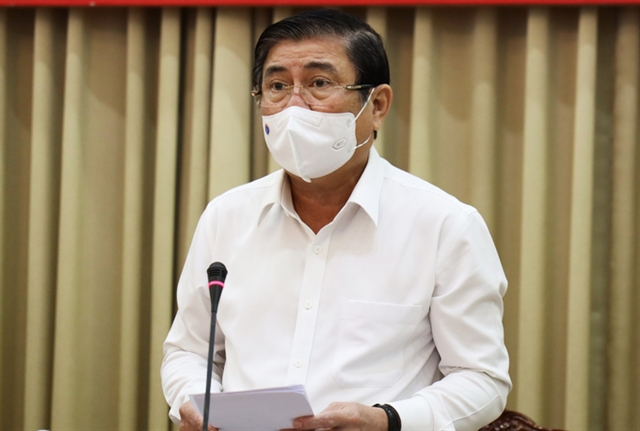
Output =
[
  {"x1": 202, "y1": 262, "x2": 228, "y2": 431},
  {"x1": 207, "y1": 261, "x2": 227, "y2": 313}
]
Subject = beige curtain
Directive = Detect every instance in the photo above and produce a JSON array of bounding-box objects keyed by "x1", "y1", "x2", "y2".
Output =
[{"x1": 0, "y1": 5, "x2": 638, "y2": 431}]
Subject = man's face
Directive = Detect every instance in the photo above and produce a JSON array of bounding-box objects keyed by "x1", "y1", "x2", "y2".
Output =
[{"x1": 260, "y1": 37, "x2": 375, "y2": 147}]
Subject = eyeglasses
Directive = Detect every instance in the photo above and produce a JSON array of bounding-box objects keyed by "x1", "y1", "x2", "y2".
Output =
[{"x1": 251, "y1": 79, "x2": 373, "y2": 108}]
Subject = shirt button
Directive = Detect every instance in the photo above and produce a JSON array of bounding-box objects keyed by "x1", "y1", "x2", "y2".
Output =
[
  {"x1": 314, "y1": 245, "x2": 322, "y2": 254},
  {"x1": 294, "y1": 359, "x2": 302, "y2": 368},
  {"x1": 304, "y1": 300, "x2": 313, "y2": 310}
]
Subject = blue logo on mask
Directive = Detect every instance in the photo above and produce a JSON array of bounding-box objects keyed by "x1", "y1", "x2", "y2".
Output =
[{"x1": 265, "y1": 124, "x2": 270, "y2": 135}]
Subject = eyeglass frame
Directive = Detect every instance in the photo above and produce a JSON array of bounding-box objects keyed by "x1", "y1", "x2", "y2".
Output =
[{"x1": 251, "y1": 81, "x2": 374, "y2": 107}]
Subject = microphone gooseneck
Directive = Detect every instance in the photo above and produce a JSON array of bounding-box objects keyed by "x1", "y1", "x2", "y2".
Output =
[{"x1": 202, "y1": 261, "x2": 228, "y2": 431}]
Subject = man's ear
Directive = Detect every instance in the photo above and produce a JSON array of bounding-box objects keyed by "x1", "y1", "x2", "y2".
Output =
[{"x1": 371, "y1": 84, "x2": 393, "y2": 132}]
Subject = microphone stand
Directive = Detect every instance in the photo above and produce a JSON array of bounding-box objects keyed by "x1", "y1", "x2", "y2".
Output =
[
  {"x1": 202, "y1": 262, "x2": 227, "y2": 431},
  {"x1": 202, "y1": 306, "x2": 218, "y2": 431}
]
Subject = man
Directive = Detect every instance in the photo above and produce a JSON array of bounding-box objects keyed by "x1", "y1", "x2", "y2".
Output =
[{"x1": 162, "y1": 9, "x2": 511, "y2": 431}]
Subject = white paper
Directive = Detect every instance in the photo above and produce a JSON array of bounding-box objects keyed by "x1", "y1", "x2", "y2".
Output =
[{"x1": 189, "y1": 385, "x2": 314, "y2": 431}]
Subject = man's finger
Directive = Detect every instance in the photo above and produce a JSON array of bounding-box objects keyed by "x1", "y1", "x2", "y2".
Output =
[{"x1": 293, "y1": 412, "x2": 339, "y2": 430}]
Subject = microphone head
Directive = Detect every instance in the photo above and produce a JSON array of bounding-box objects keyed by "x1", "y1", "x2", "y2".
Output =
[{"x1": 207, "y1": 261, "x2": 228, "y2": 284}]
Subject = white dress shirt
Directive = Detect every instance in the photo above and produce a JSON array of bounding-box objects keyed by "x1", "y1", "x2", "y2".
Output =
[{"x1": 161, "y1": 148, "x2": 511, "y2": 430}]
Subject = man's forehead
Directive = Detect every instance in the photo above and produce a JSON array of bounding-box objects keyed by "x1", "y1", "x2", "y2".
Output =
[
  {"x1": 269, "y1": 36, "x2": 348, "y2": 54},
  {"x1": 263, "y1": 37, "x2": 353, "y2": 76},
  {"x1": 263, "y1": 60, "x2": 338, "y2": 77}
]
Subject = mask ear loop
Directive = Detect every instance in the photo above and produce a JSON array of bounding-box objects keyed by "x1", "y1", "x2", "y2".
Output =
[
  {"x1": 353, "y1": 88, "x2": 375, "y2": 123},
  {"x1": 352, "y1": 88, "x2": 375, "y2": 148},
  {"x1": 355, "y1": 133, "x2": 373, "y2": 149}
]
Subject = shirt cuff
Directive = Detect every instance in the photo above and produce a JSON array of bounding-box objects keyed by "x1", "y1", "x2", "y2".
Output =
[
  {"x1": 168, "y1": 380, "x2": 219, "y2": 425},
  {"x1": 169, "y1": 392, "x2": 192, "y2": 424},
  {"x1": 387, "y1": 396, "x2": 433, "y2": 431}
]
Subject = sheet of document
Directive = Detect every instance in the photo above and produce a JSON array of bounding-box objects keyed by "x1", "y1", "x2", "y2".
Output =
[{"x1": 190, "y1": 384, "x2": 314, "y2": 431}]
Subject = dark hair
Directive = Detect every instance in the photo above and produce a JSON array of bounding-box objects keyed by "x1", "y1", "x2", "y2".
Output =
[{"x1": 252, "y1": 9, "x2": 390, "y2": 102}]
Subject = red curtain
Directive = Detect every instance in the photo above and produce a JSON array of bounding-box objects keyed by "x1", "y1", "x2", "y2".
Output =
[{"x1": 2, "y1": 0, "x2": 640, "y2": 6}]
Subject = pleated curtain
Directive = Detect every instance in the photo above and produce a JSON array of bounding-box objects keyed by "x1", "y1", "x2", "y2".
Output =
[{"x1": 0, "y1": 5, "x2": 638, "y2": 431}]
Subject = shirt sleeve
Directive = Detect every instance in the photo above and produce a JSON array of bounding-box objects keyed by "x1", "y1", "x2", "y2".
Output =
[
  {"x1": 161, "y1": 206, "x2": 226, "y2": 424},
  {"x1": 390, "y1": 210, "x2": 511, "y2": 430}
]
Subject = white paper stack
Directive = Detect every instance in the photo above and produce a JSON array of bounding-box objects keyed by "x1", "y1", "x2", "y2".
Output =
[{"x1": 190, "y1": 384, "x2": 314, "y2": 431}]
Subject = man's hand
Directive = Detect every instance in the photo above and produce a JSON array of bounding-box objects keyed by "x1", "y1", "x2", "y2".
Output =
[
  {"x1": 290, "y1": 402, "x2": 388, "y2": 431},
  {"x1": 178, "y1": 400, "x2": 217, "y2": 431}
]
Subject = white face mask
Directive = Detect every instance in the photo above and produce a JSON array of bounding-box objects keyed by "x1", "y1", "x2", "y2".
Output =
[{"x1": 262, "y1": 93, "x2": 373, "y2": 182}]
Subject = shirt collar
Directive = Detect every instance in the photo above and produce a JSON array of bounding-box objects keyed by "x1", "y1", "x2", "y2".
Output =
[
  {"x1": 257, "y1": 146, "x2": 385, "y2": 226},
  {"x1": 345, "y1": 146, "x2": 384, "y2": 226},
  {"x1": 257, "y1": 170, "x2": 294, "y2": 225}
]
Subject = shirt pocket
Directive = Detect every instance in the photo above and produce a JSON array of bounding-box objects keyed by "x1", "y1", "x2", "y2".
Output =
[{"x1": 331, "y1": 300, "x2": 423, "y2": 388}]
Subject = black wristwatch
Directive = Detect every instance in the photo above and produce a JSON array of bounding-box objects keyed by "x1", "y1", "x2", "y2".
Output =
[{"x1": 373, "y1": 403, "x2": 402, "y2": 431}]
